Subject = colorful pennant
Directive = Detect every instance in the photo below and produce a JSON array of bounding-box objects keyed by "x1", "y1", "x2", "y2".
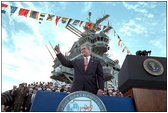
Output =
[
  {"x1": 29, "y1": 10, "x2": 39, "y2": 20},
  {"x1": 85, "y1": 22, "x2": 90, "y2": 27},
  {"x1": 2, "y1": 3, "x2": 132, "y2": 55},
  {"x1": 122, "y1": 46, "x2": 127, "y2": 53},
  {"x1": 79, "y1": 21, "x2": 84, "y2": 27},
  {"x1": 103, "y1": 26, "x2": 107, "y2": 30},
  {"x1": 106, "y1": 21, "x2": 110, "y2": 34},
  {"x1": 46, "y1": 14, "x2": 54, "y2": 21},
  {"x1": 62, "y1": 17, "x2": 68, "y2": 24},
  {"x1": 39, "y1": 13, "x2": 46, "y2": 24},
  {"x1": 18, "y1": 8, "x2": 29, "y2": 17},
  {"x1": 118, "y1": 35, "x2": 122, "y2": 46},
  {"x1": 2, "y1": 3, "x2": 8, "y2": 14},
  {"x1": 73, "y1": 20, "x2": 80, "y2": 25},
  {"x1": 55, "y1": 16, "x2": 61, "y2": 26},
  {"x1": 89, "y1": 23, "x2": 95, "y2": 29},
  {"x1": 10, "y1": 6, "x2": 18, "y2": 16}
]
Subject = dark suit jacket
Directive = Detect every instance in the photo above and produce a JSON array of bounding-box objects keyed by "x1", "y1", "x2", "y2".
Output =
[
  {"x1": 25, "y1": 94, "x2": 32, "y2": 111},
  {"x1": 56, "y1": 53, "x2": 104, "y2": 95}
]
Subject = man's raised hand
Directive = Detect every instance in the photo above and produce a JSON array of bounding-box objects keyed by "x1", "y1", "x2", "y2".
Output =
[{"x1": 55, "y1": 44, "x2": 60, "y2": 53}]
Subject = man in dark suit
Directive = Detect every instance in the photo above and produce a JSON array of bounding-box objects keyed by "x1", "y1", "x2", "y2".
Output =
[{"x1": 55, "y1": 44, "x2": 104, "y2": 95}]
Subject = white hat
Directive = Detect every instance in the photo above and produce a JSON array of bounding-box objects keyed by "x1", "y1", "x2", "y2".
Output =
[
  {"x1": 29, "y1": 88, "x2": 33, "y2": 90},
  {"x1": 46, "y1": 88, "x2": 51, "y2": 91},
  {"x1": 30, "y1": 85, "x2": 34, "y2": 88},
  {"x1": 38, "y1": 87, "x2": 42, "y2": 90}
]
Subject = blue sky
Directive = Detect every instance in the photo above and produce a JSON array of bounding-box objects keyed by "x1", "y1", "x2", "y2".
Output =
[{"x1": 1, "y1": 1, "x2": 167, "y2": 92}]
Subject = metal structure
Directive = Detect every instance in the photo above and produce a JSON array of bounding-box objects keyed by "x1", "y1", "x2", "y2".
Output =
[{"x1": 50, "y1": 13, "x2": 120, "y2": 88}]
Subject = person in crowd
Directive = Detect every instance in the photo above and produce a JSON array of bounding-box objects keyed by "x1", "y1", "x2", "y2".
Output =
[
  {"x1": 119, "y1": 92, "x2": 124, "y2": 97},
  {"x1": 30, "y1": 89, "x2": 37, "y2": 107},
  {"x1": 21, "y1": 84, "x2": 30, "y2": 112},
  {"x1": 24, "y1": 88, "x2": 33, "y2": 112},
  {"x1": 13, "y1": 84, "x2": 27, "y2": 112},
  {"x1": 46, "y1": 88, "x2": 51, "y2": 92},
  {"x1": 1, "y1": 92, "x2": 13, "y2": 112},
  {"x1": 66, "y1": 87, "x2": 71, "y2": 93},
  {"x1": 108, "y1": 89, "x2": 113, "y2": 96},
  {"x1": 9, "y1": 85, "x2": 17, "y2": 96},
  {"x1": 2, "y1": 80, "x2": 126, "y2": 112},
  {"x1": 115, "y1": 89, "x2": 120, "y2": 96},
  {"x1": 55, "y1": 44, "x2": 104, "y2": 95},
  {"x1": 103, "y1": 88, "x2": 108, "y2": 96},
  {"x1": 60, "y1": 85, "x2": 65, "y2": 92},
  {"x1": 25, "y1": 88, "x2": 37, "y2": 111},
  {"x1": 9, "y1": 85, "x2": 17, "y2": 111}
]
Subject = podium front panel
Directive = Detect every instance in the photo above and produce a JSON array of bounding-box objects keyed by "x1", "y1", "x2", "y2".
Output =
[{"x1": 30, "y1": 91, "x2": 135, "y2": 112}]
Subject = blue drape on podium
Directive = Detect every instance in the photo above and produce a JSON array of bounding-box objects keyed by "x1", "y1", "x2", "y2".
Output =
[{"x1": 30, "y1": 90, "x2": 135, "y2": 112}]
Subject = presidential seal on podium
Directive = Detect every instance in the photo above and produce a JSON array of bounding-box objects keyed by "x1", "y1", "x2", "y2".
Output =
[
  {"x1": 56, "y1": 91, "x2": 107, "y2": 111},
  {"x1": 143, "y1": 58, "x2": 164, "y2": 76}
]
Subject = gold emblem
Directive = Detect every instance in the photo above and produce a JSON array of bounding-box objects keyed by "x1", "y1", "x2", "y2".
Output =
[{"x1": 143, "y1": 58, "x2": 164, "y2": 76}]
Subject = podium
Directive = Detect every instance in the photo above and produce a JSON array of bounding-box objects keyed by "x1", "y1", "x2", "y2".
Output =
[
  {"x1": 118, "y1": 55, "x2": 167, "y2": 111},
  {"x1": 30, "y1": 91, "x2": 135, "y2": 111}
]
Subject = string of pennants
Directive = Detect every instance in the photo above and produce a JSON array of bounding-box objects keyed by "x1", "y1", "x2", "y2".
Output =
[{"x1": 1, "y1": 3, "x2": 131, "y2": 55}]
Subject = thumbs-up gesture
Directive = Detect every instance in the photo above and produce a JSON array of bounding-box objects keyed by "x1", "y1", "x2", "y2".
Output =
[{"x1": 55, "y1": 44, "x2": 60, "y2": 53}]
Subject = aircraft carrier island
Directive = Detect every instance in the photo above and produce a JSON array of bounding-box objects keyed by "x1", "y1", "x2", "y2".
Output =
[{"x1": 50, "y1": 13, "x2": 120, "y2": 89}]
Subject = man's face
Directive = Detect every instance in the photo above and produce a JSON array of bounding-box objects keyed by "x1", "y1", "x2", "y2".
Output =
[
  {"x1": 20, "y1": 86, "x2": 24, "y2": 90},
  {"x1": 81, "y1": 46, "x2": 91, "y2": 57},
  {"x1": 13, "y1": 86, "x2": 16, "y2": 89}
]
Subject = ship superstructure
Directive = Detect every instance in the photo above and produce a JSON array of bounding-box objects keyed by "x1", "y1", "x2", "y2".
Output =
[{"x1": 50, "y1": 13, "x2": 120, "y2": 89}]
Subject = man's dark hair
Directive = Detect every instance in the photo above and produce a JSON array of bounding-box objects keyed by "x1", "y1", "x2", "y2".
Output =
[{"x1": 81, "y1": 44, "x2": 91, "y2": 50}]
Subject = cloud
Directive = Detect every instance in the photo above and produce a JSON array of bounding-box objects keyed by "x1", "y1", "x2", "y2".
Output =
[
  {"x1": 2, "y1": 48, "x2": 54, "y2": 87},
  {"x1": 54, "y1": 26, "x2": 80, "y2": 54},
  {"x1": 2, "y1": 1, "x2": 166, "y2": 93},
  {"x1": 81, "y1": 2, "x2": 92, "y2": 13},
  {"x1": 2, "y1": 1, "x2": 80, "y2": 89},
  {"x1": 2, "y1": 18, "x2": 56, "y2": 91},
  {"x1": 149, "y1": 37, "x2": 166, "y2": 55},
  {"x1": 2, "y1": 10, "x2": 80, "y2": 92},
  {"x1": 145, "y1": 13, "x2": 154, "y2": 18},
  {"x1": 122, "y1": 2, "x2": 155, "y2": 18},
  {"x1": 2, "y1": 79, "x2": 17, "y2": 92},
  {"x1": 119, "y1": 19, "x2": 146, "y2": 36},
  {"x1": 2, "y1": 27, "x2": 8, "y2": 42},
  {"x1": 135, "y1": 17, "x2": 141, "y2": 21},
  {"x1": 149, "y1": 38, "x2": 165, "y2": 49}
]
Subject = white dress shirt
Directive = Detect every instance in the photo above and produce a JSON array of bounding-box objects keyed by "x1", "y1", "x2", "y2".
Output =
[{"x1": 84, "y1": 56, "x2": 90, "y2": 63}]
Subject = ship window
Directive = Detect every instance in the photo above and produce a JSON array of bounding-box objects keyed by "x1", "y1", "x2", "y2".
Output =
[
  {"x1": 89, "y1": 38, "x2": 91, "y2": 42},
  {"x1": 92, "y1": 39, "x2": 95, "y2": 43},
  {"x1": 97, "y1": 37, "x2": 100, "y2": 41},
  {"x1": 101, "y1": 37, "x2": 103, "y2": 41}
]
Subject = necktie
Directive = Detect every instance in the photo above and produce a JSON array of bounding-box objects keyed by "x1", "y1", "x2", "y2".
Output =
[{"x1": 84, "y1": 57, "x2": 88, "y2": 71}]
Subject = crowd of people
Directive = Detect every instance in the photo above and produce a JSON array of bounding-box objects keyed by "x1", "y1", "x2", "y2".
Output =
[{"x1": 1, "y1": 81, "x2": 123, "y2": 112}]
